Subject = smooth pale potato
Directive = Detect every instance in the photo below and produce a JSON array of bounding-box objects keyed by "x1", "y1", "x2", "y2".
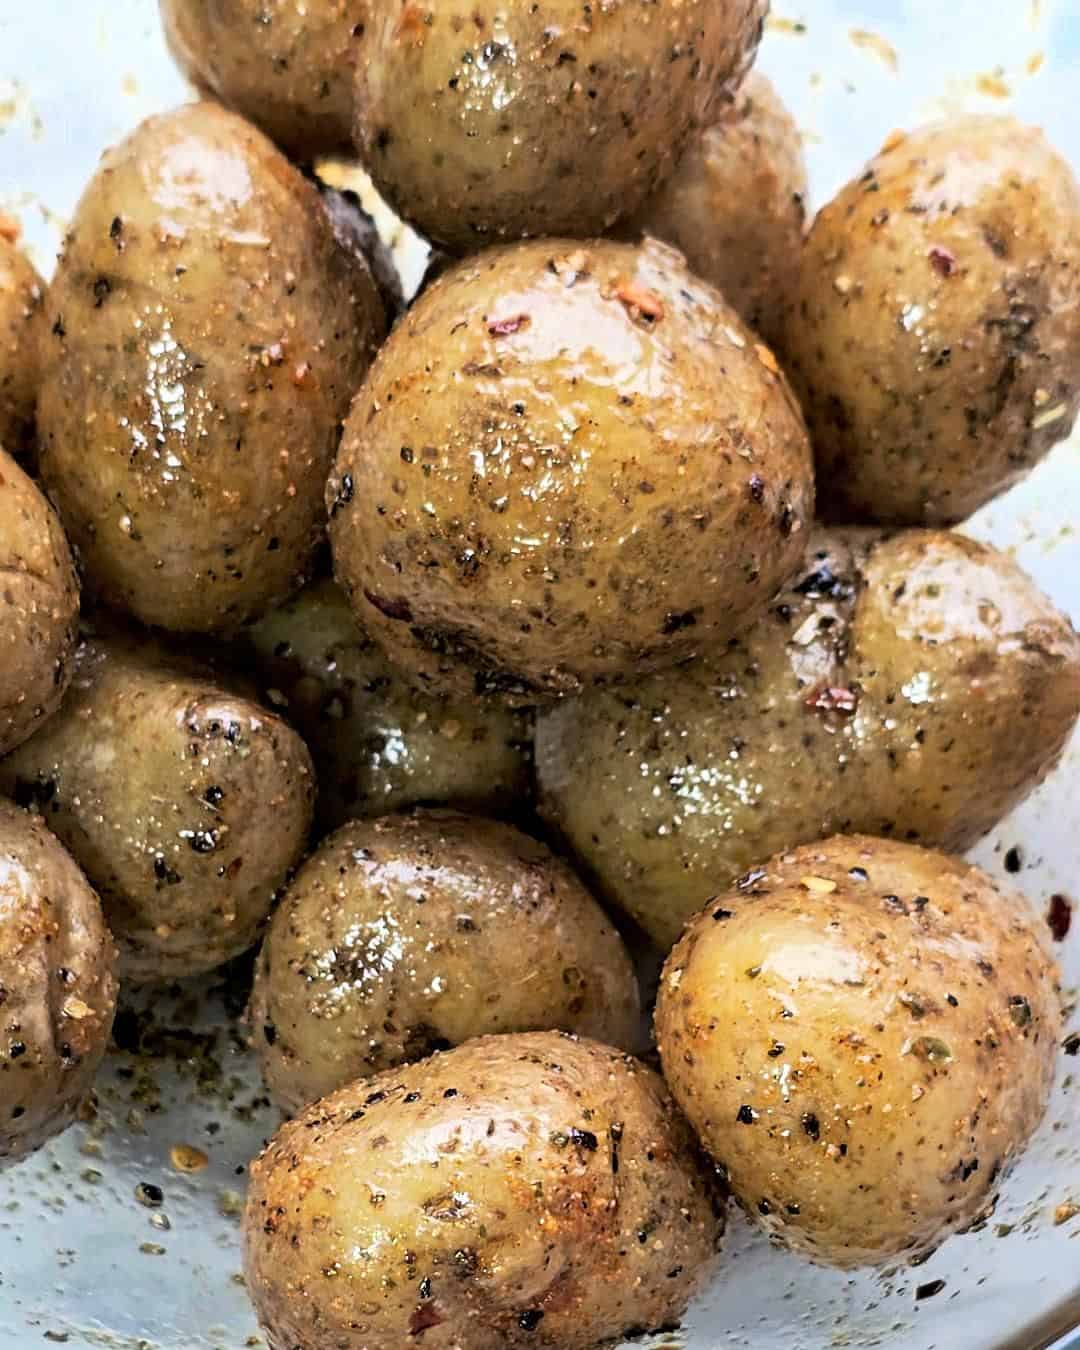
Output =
[
  {"x1": 0, "y1": 224, "x2": 45, "y2": 465},
  {"x1": 244, "y1": 1032, "x2": 722, "y2": 1349},
  {"x1": 353, "y1": 0, "x2": 767, "y2": 252},
  {"x1": 0, "y1": 802, "x2": 117, "y2": 1165},
  {"x1": 0, "y1": 448, "x2": 79, "y2": 756},
  {"x1": 248, "y1": 810, "x2": 641, "y2": 1112},
  {"x1": 244, "y1": 579, "x2": 532, "y2": 832},
  {"x1": 329, "y1": 237, "x2": 814, "y2": 701},
  {"x1": 536, "y1": 528, "x2": 1080, "y2": 948},
  {"x1": 38, "y1": 102, "x2": 385, "y2": 634},
  {"x1": 0, "y1": 635, "x2": 315, "y2": 982},
  {"x1": 656, "y1": 836, "x2": 1061, "y2": 1267},
  {"x1": 619, "y1": 71, "x2": 808, "y2": 347},
  {"x1": 782, "y1": 116, "x2": 1080, "y2": 525}
]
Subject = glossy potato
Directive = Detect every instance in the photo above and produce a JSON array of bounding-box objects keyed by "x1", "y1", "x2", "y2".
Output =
[
  {"x1": 329, "y1": 238, "x2": 814, "y2": 701},
  {"x1": 782, "y1": 117, "x2": 1080, "y2": 525},
  {"x1": 0, "y1": 635, "x2": 315, "y2": 982},
  {"x1": 249, "y1": 810, "x2": 640, "y2": 1112},
  {"x1": 38, "y1": 102, "x2": 385, "y2": 634},
  {"x1": 0, "y1": 448, "x2": 79, "y2": 756},
  {"x1": 0, "y1": 802, "x2": 117, "y2": 1165},
  {"x1": 353, "y1": 0, "x2": 767, "y2": 251},
  {"x1": 0, "y1": 224, "x2": 45, "y2": 465},
  {"x1": 537, "y1": 528, "x2": 1080, "y2": 947},
  {"x1": 656, "y1": 836, "x2": 1061, "y2": 1266},
  {"x1": 244, "y1": 1032, "x2": 722, "y2": 1349}
]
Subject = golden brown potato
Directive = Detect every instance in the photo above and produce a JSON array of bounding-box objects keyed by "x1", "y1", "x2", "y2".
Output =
[
  {"x1": 0, "y1": 634, "x2": 315, "y2": 982},
  {"x1": 656, "y1": 836, "x2": 1061, "y2": 1267},
  {"x1": 0, "y1": 448, "x2": 79, "y2": 756},
  {"x1": 353, "y1": 0, "x2": 767, "y2": 252},
  {"x1": 244, "y1": 580, "x2": 532, "y2": 832},
  {"x1": 781, "y1": 117, "x2": 1080, "y2": 525},
  {"x1": 38, "y1": 102, "x2": 385, "y2": 634},
  {"x1": 0, "y1": 224, "x2": 45, "y2": 465},
  {"x1": 0, "y1": 802, "x2": 117, "y2": 1165},
  {"x1": 248, "y1": 810, "x2": 641, "y2": 1112},
  {"x1": 244, "y1": 1032, "x2": 722, "y2": 1349},
  {"x1": 329, "y1": 237, "x2": 814, "y2": 701},
  {"x1": 537, "y1": 528, "x2": 1080, "y2": 948},
  {"x1": 618, "y1": 71, "x2": 807, "y2": 347}
]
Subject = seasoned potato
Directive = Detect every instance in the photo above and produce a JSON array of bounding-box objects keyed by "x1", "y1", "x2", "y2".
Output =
[
  {"x1": 329, "y1": 238, "x2": 814, "y2": 701},
  {"x1": 0, "y1": 635, "x2": 315, "y2": 982},
  {"x1": 353, "y1": 0, "x2": 767, "y2": 251},
  {"x1": 38, "y1": 102, "x2": 385, "y2": 634},
  {"x1": 249, "y1": 810, "x2": 640, "y2": 1112},
  {"x1": 244, "y1": 1032, "x2": 722, "y2": 1348},
  {"x1": 656, "y1": 836, "x2": 1061, "y2": 1267},
  {"x1": 537, "y1": 528, "x2": 1080, "y2": 947},
  {"x1": 0, "y1": 802, "x2": 117, "y2": 1165},
  {"x1": 618, "y1": 71, "x2": 807, "y2": 347},
  {"x1": 245, "y1": 580, "x2": 532, "y2": 831},
  {"x1": 0, "y1": 223, "x2": 45, "y2": 465},
  {"x1": 0, "y1": 448, "x2": 79, "y2": 756},
  {"x1": 319, "y1": 184, "x2": 405, "y2": 326},
  {"x1": 782, "y1": 117, "x2": 1080, "y2": 525}
]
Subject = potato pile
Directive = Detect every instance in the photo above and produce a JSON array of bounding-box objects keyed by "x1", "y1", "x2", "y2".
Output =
[{"x1": 0, "y1": 2, "x2": 1076, "y2": 1346}]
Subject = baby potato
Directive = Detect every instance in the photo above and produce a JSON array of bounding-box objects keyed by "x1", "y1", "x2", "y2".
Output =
[
  {"x1": 248, "y1": 809, "x2": 640, "y2": 1113},
  {"x1": 38, "y1": 102, "x2": 385, "y2": 634},
  {"x1": 0, "y1": 634, "x2": 315, "y2": 982},
  {"x1": 353, "y1": 0, "x2": 767, "y2": 252},
  {"x1": 537, "y1": 528, "x2": 1080, "y2": 948},
  {"x1": 0, "y1": 448, "x2": 79, "y2": 756},
  {"x1": 244, "y1": 1031, "x2": 722, "y2": 1349},
  {"x1": 656, "y1": 836, "x2": 1061, "y2": 1267},
  {"x1": 782, "y1": 116, "x2": 1080, "y2": 525},
  {"x1": 618, "y1": 71, "x2": 808, "y2": 348},
  {"x1": 329, "y1": 237, "x2": 813, "y2": 701},
  {"x1": 0, "y1": 224, "x2": 45, "y2": 465},
  {"x1": 0, "y1": 802, "x2": 117, "y2": 1166}
]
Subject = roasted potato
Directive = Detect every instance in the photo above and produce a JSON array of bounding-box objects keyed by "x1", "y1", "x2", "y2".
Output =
[
  {"x1": 319, "y1": 183, "x2": 405, "y2": 326},
  {"x1": 0, "y1": 448, "x2": 79, "y2": 757},
  {"x1": 38, "y1": 101, "x2": 385, "y2": 634},
  {"x1": 249, "y1": 810, "x2": 641, "y2": 1112},
  {"x1": 537, "y1": 528, "x2": 1080, "y2": 948},
  {"x1": 353, "y1": 0, "x2": 767, "y2": 252},
  {"x1": 656, "y1": 835, "x2": 1061, "y2": 1267},
  {"x1": 0, "y1": 801, "x2": 117, "y2": 1165},
  {"x1": 0, "y1": 634, "x2": 315, "y2": 982},
  {"x1": 0, "y1": 224, "x2": 45, "y2": 466},
  {"x1": 782, "y1": 116, "x2": 1080, "y2": 525},
  {"x1": 329, "y1": 237, "x2": 814, "y2": 701},
  {"x1": 244, "y1": 1031, "x2": 722, "y2": 1349}
]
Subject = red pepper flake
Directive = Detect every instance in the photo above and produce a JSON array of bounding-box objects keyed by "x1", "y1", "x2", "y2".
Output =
[
  {"x1": 487, "y1": 313, "x2": 530, "y2": 336},
  {"x1": 805, "y1": 684, "x2": 858, "y2": 714},
  {"x1": 928, "y1": 246, "x2": 957, "y2": 277},
  {"x1": 614, "y1": 278, "x2": 665, "y2": 323},
  {"x1": 1047, "y1": 893, "x2": 1072, "y2": 942},
  {"x1": 292, "y1": 361, "x2": 313, "y2": 388},
  {"x1": 409, "y1": 1303, "x2": 444, "y2": 1336},
  {"x1": 395, "y1": 2, "x2": 428, "y2": 43}
]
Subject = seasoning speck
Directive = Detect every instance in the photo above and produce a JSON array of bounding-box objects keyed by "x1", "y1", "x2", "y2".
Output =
[
  {"x1": 1047, "y1": 894, "x2": 1072, "y2": 942},
  {"x1": 170, "y1": 1143, "x2": 209, "y2": 1174},
  {"x1": 135, "y1": 1182, "x2": 164, "y2": 1208},
  {"x1": 915, "y1": 1278, "x2": 946, "y2": 1301},
  {"x1": 800, "y1": 875, "x2": 838, "y2": 894},
  {"x1": 1054, "y1": 1201, "x2": 1079, "y2": 1226}
]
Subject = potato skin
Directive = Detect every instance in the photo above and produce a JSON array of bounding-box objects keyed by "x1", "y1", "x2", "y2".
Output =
[
  {"x1": 0, "y1": 802, "x2": 117, "y2": 1165},
  {"x1": 0, "y1": 449, "x2": 80, "y2": 756},
  {"x1": 244, "y1": 1032, "x2": 722, "y2": 1349},
  {"x1": 0, "y1": 635, "x2": 315, "y2": 982},
  {"x1": 354, "y1": 0, "x2": 766, "y2": 253},
  {"x1": 537, "y1": 528, "x2": 1080, "y2": 948},
  {"x1": 38, "y1": 102, "x2": 385, "y2": 634},
  {"x1": 244, "y1": 580, "x2": 532, "y2": 832},
  {"x1": 781, "y1": 117, "x2": 1080, "y2": 525},
  {"x1": 0, "y1": 229, "x2": 45, "y2": 466},
  {"x1": 619, "y1": 71, "x2": 808, "y2": 348},
  {"x1": 329, "y1": 237, "x2": 814, "y2": 701},
  {"x1": 655, "y1": 836, "x2": 1061, "y2": 1267}
]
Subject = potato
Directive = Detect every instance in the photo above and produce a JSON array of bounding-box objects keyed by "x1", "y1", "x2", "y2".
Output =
[
  {"x1": 537, "y1": 528, "x2": 1080, "y2": 948},
  {"x1": 656, "y1": 835, "x2": 1061, "y2": 1267},
  {"x1": 319, "y1": 183, "x2": 405, "y2": 326},
  {"x1": 245, "y1": 580, "x2": 532, "y2": 831},
  {"x1": 0, "y1": 225, "x2": 45, "y2": 466},
  {"x1": 781, "y1": 117, "x2": 1080, "y2": 525},
  {"x1": 248, "y1": 810, "x2": 641, "y2": 1112},
  {"x1": 0, "y1": 634, "x2": 315, "y2": 982},
  {"x1": 0, "y1": 448, "x2": 79, "y2": 756},
  {"x1": 618, "y1": 72, "x2": 807, "y2": 348},
  {"x1": 244, "y1": 1031, "x2": 722, "y2": 1349},
  {"x1": 0, "y1": 801, "x2": 117, "y2": 1165},
  {"x1": 160, "y1": 0, "x2": 364, "y2": 161},
  {"x1": 353, "y1": 0, "x2": 767, "y2": 252},
  {"x1": 37, "y1": 102, "x2": 385, "y2": 634},
  {"x1": 329, "y1": 237, "x2": 814, "y2": 701}
]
